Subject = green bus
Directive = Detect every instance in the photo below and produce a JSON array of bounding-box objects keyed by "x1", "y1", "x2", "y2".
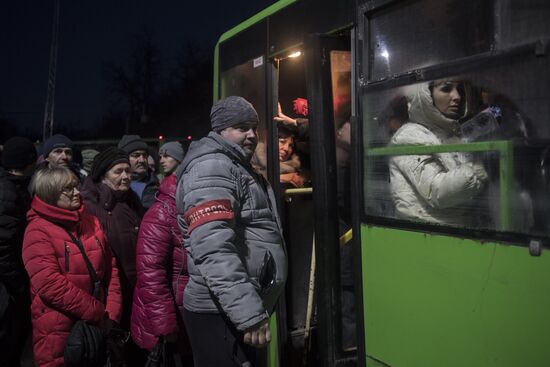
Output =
[{"x1": 214, "y1": 1, "x2": 550, "y2": 366}]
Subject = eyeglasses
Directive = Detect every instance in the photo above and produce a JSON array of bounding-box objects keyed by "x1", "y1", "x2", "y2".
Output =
[{"x1": 61, "y1": 184, "x2": 80, "y2": 196}]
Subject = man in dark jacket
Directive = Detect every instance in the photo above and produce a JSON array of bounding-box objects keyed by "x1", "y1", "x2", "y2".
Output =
[
  {"x1": 176, "y1": 96, "x2": 287, "y2": 367},
  {"x1": 0, "y1": 137, "x2": 37, "y2": 366},
  {"x1": 118, "y1": 135, "x2": 159, "y2": 209},
  {"x1": 36, "y1": 134, "x2": 86, "y2": 181}
]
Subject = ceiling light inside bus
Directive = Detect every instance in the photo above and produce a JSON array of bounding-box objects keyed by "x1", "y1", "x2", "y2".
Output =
[
  {"x1": 381, "y1": 50, "x2": 390, "y2": 59},
  {"x1": 288, "y1": 51, "x2": 302, "y2": 58}
]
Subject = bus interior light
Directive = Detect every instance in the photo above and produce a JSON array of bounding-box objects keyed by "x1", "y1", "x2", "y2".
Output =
[
  {"x1": 276, "y1": 51, "x2": 303, "y2": 62},
  {"x1": 288, "y1": 51, "x2": 302, "y2": 58}
]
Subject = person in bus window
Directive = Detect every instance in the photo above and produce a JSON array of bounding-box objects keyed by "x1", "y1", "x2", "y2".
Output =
[
  {"x1": 389, "y1": 80, "x2": 488, "y2": 226},
  {"x1": 373, "y1": 95, "x2": 409, "y2": 147},
  {"x1": 250, "y1": 126, "x2": 311, "y2": 188},
  {"x1": 278, "y1": 127, "x2": 310, "y2": 189}
]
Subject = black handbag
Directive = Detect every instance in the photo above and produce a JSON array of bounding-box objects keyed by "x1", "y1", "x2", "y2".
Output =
[
  {"x1": 64, "y1": 319, "x2": 108, "y2": 367},
  {"x1": 144, "y1": 338, "x2": 184, "y2": 367},
  {"x1": 63, "y1": 229, "x2": 108, "y2": 367}
]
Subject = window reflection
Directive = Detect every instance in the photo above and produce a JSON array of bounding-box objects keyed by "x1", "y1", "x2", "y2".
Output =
[
  {"x1": 364, "y1": 64, "x2": 550, "y2": 237},
  {"x1": 221, "y1": 57, "x2": 267, "y2": 178}
]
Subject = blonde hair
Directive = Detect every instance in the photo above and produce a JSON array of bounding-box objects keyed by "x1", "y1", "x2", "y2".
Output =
[{"x1": 31, "y1": 167, "x2": 77, "y2": 205}]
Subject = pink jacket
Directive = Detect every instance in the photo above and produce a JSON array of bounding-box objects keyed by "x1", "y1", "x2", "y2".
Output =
[{"x1": 130, "y1": 174, "x2": 189, "y2": 351}]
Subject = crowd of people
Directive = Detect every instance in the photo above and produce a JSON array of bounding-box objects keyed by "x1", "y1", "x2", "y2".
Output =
[{"x1": 0, "y1": 96, "x2": 287, "y2": 367}]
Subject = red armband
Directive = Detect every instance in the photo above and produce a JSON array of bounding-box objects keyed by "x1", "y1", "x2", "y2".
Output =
[{"x1": 184, "y1": 199, "x2": 234, "y2": 234}]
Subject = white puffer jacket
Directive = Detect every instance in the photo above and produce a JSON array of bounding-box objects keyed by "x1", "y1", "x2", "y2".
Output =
[{"x1": 389, "y1": 83, "x2": 488, "y2": 226}]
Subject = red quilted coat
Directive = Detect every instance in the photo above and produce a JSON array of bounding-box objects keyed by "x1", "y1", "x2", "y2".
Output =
[
  {"x1": 22, "y1": 196, "x2": 122, "y2": 367},
  {"x1": 131, "y1": 174, "x2": 189, "y2": 352}
]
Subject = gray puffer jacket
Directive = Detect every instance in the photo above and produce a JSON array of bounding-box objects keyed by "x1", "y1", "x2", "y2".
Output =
[
  {"x1": 389, "y1": 83, "x2": 488, "y2": 226},
  {"x1": 176, "y1": 132, "x2": 287, "y2": 331}
]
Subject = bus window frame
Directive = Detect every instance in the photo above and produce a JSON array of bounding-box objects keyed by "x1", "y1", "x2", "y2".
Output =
[
  {"x1": 358, "y1": 45, "x2": 550, "y2": 248},
  {"x1": 361, "y1": 0, "x2": 495, "y2": 83},
  {"x1": 357, "y1": 1, "x2": 550, "y2": 248}
]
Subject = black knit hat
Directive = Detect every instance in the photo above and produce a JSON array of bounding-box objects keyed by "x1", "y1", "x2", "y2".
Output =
[
  {"x1": 2, "y1": 137, "x2": 37, "y2": 170},
  {"x1": 42, "y1": 134, "x2": 73, "y2": 157},
  {"x1": 210, "y1": 96, "x2": 259, "y2": 132},
  {"x1": 117, "y1": 134, "x2": 148, "y2": 154},
  {"x1": 90, "y1": 147, "x2": 129, "y2": 182}
]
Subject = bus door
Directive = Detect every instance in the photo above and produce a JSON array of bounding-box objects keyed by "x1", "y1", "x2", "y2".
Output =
[
  {"x1": 271, "y1": 46, "x2": 316, "y2": 367},
  {"x1": 303, "y1": 33, "x2": 358, "y2": 367}
]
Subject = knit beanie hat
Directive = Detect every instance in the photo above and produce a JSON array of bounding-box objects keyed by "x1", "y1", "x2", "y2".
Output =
[
  {"x1": 90, "y1": 147, "x2": 129, "y2": 182},
  {"x1": 210, "y1": 96, "x2": 259, "y2": 132},
  {"x1": 2, "y1": 137, "x2": 37, "y2": 170},
  {"x1": 81, "y1": 149, "x2": 100, "y2": 173},
  {"x1": 42, "y1": 134, "x2": 73, "y2": 157},
  {"x1": 159, "y1": 141, "x2": 184, "y2": 163},
  {"x1": 117, "y1": 134, "x2": 148, "y2": 154}
]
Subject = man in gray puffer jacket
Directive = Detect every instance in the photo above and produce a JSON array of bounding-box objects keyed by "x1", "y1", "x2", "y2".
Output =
[{"x1": 176, "y1": 96, "x2": 287, "y2": 366}]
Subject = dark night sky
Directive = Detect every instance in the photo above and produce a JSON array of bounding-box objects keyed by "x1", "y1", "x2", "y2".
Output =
[{"x1": 0, "y1": 0, "x2": 277, "y2": 142}]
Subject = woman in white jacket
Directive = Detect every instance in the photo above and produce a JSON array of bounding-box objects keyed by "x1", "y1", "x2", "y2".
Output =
[{"x1": 389, "y1": 80, "x2": 488, "y2": 226}]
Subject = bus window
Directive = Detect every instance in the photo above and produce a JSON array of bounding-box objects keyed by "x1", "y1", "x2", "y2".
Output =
[
  {"x1": 221, "y1": 57, "x2": 268, "y2": 178},
  {"x1": 363, "y1": 51, "x2": 550, "y2": 237},
  {"x1": 366, "y1": 0, "x2": 492, "y2": 81},
  {"x1": 362, "y1": 0, "x2": 550, "y2": 239},
  {"x1": 499, "y1": 0, "x2": 550, "y2": 49},
  {"x1": 276, "y1": 53, "x2": 311, "y2": 189}
]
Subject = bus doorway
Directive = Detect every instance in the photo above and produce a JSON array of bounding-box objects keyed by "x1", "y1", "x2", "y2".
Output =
[
  {"x1": 275, "y1": 32, "x2": 357, "y2": 367},
  {"x1": 273, "y1": 49, "x2": 317, "y2": 366}
]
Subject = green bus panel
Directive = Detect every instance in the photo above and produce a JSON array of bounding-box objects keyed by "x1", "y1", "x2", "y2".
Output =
[
  {"x1": 267, "y1": 313, "x2": 279, "y2": 367},
  {"x1": 361, "y1": 225, "x2": 550, "y2": 367}
]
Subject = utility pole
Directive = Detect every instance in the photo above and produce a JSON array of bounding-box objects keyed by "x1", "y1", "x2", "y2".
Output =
[{"x1": 43, "y1": 0, "x2": 60, "y2": 141}]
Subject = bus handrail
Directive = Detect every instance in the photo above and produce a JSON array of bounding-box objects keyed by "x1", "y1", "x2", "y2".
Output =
[
  {"x1": 284, "y1": 187, "x2": 313, "y2": 196},
  {"x1": 367, "y1": 140, "x2": 511, "y2": 156}
]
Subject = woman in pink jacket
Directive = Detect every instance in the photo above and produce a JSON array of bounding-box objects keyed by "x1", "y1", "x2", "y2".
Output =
[
  {"x1": 131, "y1": 169, "x2": 191, "y2": 359},
  {"x1": 22, "y1": 166, "x2": 122, "y2": 367}
]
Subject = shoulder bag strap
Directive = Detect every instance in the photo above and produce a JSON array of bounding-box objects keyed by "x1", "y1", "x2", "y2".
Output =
[{"x1": 64, "y1": 228, "x2": 102, "y2": 300}]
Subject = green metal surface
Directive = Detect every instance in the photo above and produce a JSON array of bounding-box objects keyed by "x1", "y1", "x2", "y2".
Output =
[
  {"x1": 267, "y1": 313, "x2": 279, "y2": 367},
  {"x1": 361, "y1": 225, "x2": 550, "y2": 367},
  {"x1": 366, "y1": 356, "x2": 390, "y2": 367}
]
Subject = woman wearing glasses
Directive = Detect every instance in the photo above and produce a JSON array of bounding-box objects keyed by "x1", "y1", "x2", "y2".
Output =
[{"x1": 22, "y1": 166, "x2": 122, "y2": 367}]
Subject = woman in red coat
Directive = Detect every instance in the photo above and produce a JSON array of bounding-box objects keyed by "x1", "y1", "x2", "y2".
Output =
[
  {"x1": 22, "y1": 167, "x2": 122, "y2": 367},
  {"x1": 131, "y1": 172, "x2": 190, "y2": 358}
]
